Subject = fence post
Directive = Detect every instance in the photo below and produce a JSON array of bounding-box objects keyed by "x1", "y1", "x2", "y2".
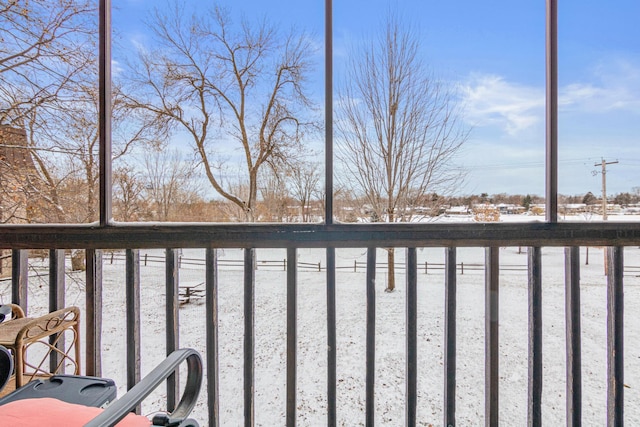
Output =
[
  {"x1": 424, "y1": 261, "x2": 428, "y2": 274},
  {"x1": 144, "y1": 253, "x2": 148, "y2": 266},
  {"x1": 461, "y1": 262, "x2": 464, "y2": 275},
  {"x1": 110, "y1": 252, "x2": 114, "y2": 264},
  {"x1": 284, "y1": 258, "x2": 287, "y2": 271},
  {"x1": 318, "y1": 262, "x2": 321, "y2": 272},
  {"x1": 354, "y1": 260, "x2": 357, "y2": 272}
]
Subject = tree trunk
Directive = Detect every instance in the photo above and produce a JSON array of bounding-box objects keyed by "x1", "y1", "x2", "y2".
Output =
[
  {"x1": 71, "y1": 250, "x2": 86, "y2": 271},
  {"x1": 386, "y1": 248, "x2": 395, "y2": 292},
  {"x1": 385, "y1": 206, "x2": 396, "y2": 292}
]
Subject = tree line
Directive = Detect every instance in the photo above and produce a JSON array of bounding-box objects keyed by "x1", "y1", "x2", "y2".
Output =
[{"x1": 1, "y1": 1, "x2": 467, "y2": 231}]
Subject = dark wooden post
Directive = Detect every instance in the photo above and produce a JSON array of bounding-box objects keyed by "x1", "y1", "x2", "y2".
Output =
[
  {"x1": 565, "y1": 247, "x2": 581, "y2": 427},
  {"x1": 444, "y1": 247, "x2": 457, "y2": 427},
  {"x1": 365, "y1": 248, "x2": 376, "y2": 427},
  {"x1": 165, "y1": 248, "x2": 180, "y2": 411},
  {"x1": 528, "y1": 247, "x2": 542, "y2": 426},
  {"x1": 85, "y1": 249, "x2": 103, "y2": 377},
  {"x1": 244, "y1": 248, "x2": 255, "y2": 427},
  {"x1": 49, "y1": 249, "x2": 65, "y2": 372},
  {"x1": 326, "y1": 247, "x2": 337, "y2": 427},
  {"x1": 606, "y1": 247, "x2": 623, "y2": 427},
  {"x1": 206, "y1": 248, "x2": 220, "y2": 427},
  {"x1": 11, "y1": 249, "x2": 28, "y2": 312},
  {"x1": 485, "y1": 247, "x2": 499, "y2": 427},
  {"x1": 126, "y1": 249, "x2": 141, "y2": 414},
  {"x1": 286, "y1": 248, "x2": 297, "y2": 426},
  {"x1": 406, "y1": 248, "x2": 417, "y2": 426}
]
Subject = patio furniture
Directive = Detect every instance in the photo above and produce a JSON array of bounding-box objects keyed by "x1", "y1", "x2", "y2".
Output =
[
  {"x1": 0, "y1": 347, "x2": 203, "y2": 426},
  {"x1": 0, "y1": 305, "x2": 81, "y2": 391},
  {"x1": 0, "y1": 344, "x2": 12, "y2": 391}
]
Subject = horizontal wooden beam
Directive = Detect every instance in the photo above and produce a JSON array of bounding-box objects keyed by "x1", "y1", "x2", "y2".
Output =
[{"x1": 0, "y1": 222, "x2": 639, "y2": 249}]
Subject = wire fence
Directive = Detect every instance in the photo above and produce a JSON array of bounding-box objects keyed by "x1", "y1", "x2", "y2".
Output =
[{"x1": 3, "y1": 251, "x2": 640, "y2": 280}]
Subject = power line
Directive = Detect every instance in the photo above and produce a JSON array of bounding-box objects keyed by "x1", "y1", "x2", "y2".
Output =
[{"x1": 462, "y1": 158, "x2": 600, "y2": 172}]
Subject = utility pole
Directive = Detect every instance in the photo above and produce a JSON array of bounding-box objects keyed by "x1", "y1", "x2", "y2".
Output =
[{"x1": 593, "y1": 159, "x2": 618, "y2": 220}]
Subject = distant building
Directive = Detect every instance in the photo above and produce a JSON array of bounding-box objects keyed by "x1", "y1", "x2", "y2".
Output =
[{"x1": 0, "y1": 125, "x2": 44, "y2": 224}]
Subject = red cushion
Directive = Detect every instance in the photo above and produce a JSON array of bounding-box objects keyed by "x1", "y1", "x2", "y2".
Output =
[{"x1": 0, "y1": 397, "x2": 151, "y2": 426}]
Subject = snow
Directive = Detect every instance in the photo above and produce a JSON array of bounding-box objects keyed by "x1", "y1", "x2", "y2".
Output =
[{"x1": 3, "y1": 215, "x2": 640, "y2": 425}]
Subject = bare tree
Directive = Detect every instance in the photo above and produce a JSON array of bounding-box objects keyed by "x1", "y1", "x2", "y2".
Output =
[
  {"x1": 0, "y1": 0, "x2": 95, "y2": 125},
  {"x1": 143, "y1": 148, "x2": 200, "y2": 221},
  {"x1": 287, "y1": 160, "x2": 322, "y2": 222},
  {"x1": 113, "y1": 165, "x2": 147, "y2": 221},
  {"x1": 0, "y1": 0, "x2": 95, "y2": 223},
  {"x1": 257, "y1": 166, "x2": 290, "y2": 222},
  {"x1": 5, "y1": 74, "x2": 164, "y2": 223},
  {"x1": 126, "y1": 3, "x2": 317, "y2": 221},
  {"x1": 336, "y1": 15, "x2": 468, "y2": 292}
]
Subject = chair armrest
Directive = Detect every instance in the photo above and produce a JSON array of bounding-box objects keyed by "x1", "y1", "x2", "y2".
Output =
[
  {"x1": 15, "y1": 306, "x2": 79, "y2": 342},
  {"x1": 84, "y1": 348, "x2": 202, "y2": 427},
  {"x1": 0, "y1": 304, "x2": 25, "y2": 321}
]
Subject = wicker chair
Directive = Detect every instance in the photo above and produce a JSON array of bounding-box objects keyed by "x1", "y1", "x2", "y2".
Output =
[{"x1": 0, "y1": 305, "x2": 81, "y2": 390}]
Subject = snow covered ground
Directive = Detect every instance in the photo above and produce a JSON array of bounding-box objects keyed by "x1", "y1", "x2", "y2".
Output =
[{"x1": 3, "y1": 215, "x2": 640, "y2": 426}]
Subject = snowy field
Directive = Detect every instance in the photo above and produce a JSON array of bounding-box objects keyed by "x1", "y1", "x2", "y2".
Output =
[{"x1": 3, "y1": 215, "x2": 640, "y2": 426}]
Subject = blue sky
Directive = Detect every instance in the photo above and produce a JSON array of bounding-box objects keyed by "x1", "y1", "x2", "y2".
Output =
[{"x1": 116, "y1": 0, "x2": 639, "y2": 197}]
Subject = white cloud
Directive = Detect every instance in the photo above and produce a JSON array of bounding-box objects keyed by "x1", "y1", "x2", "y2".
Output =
[
  {"x1": 459, "y1": 74, "x2": 544, "y2": 135},
  {"x1": 461, "y1": 59, "x2": 640, "y2": 135},
  {"x1": 560, "y1": 59, "x2": 640, "y2": 114}
]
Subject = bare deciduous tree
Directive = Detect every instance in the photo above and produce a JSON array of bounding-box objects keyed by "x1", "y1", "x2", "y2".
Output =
[
  {"x1": 0, "y1": 0, "x2": 95, "y2": 223},
  {"x1": 287, "y1": 160, "x2": 321, "y2": 222},
  {"x1": 143, "y1": 148, "x2": 200, "y2": 221},
  {"x1": 257, "y1": 166, "x2": 290, "y2": 222},
  {"x1": 113, "y1": 165, "x2": 146, "y2": 221},
  {"x1": 0, "y1": 0, "x2": 95, "y2": 125},
  {"x1": 126, "y1": 3, "x2": 317, "y2": 221},
  {"x1": 336, "y1": 15, "x2": 468, "y2": 291},
  {"x1": 6, "y1": 74, "x2": 164, "y2": 223}
]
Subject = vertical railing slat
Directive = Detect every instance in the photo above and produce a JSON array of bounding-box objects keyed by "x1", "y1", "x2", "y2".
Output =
[
  {"x1": 406, "y1": 247, "x2": 417, "y2": 427},
  {"x1": 366, "y1": 248, "x2": 376, "y2": 426},
  {"x1": 485, "y1": 247, "x2": 499, "y2": 427},
  {"x1": 528, "y1": 247, "x2": 543, "y2": 427},
  {"x1": 326, "y1": 247, "x2": 337, "y2": 427},
  {"x1": 49, "y1": 249, "x2": 65, "y2": 372},
  {"x1": 206, "y1": 248, "x2": 220, "y2": 427},
  {"x1": 606, "y1": 247, "x2": 624, "y2": 427},
  {"x1": 244, "y1": 248, "x2": 256, "y2": 427},
  {"x1": 11, "y1": 249, "x2": 28, "y2": 312},
  {"x1": 287, "y1": 248, "x2": 298, "y2": 426},
  {"x1": 565, "y1": 246, "x2": 581, "y2": 427},
  {"x1": 49, "y1": 249, "x2": 65, "y2": 312},
  {"x1": 165, "y1": 248, "x2": 180, "y2": 412},
  {"x1": 85, "y1": 249, "x2": 103, "y2": 377},
  {"x1": 126, "y1": 249, "x2": 141, "y2": 413},
  {"x1": 444, "y1": 247, "x2": 457, "y2": 427}
]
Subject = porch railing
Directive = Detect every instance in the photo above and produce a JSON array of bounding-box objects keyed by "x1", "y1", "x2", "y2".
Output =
[{"x1": 1, "y1": 221, "x2": 639, "y2": 426}]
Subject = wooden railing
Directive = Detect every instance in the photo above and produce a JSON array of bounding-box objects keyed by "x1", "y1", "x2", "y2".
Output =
[{"x1": 1, "y1": 221, "x2": 639, "y2": 426}]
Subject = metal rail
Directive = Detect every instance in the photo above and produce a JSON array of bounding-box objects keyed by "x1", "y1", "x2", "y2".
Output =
[
  {"x1": 1, "y1": 222, "x2": 640, "y2": 249},
  {"x1": 8, "y1": 241, "x2": 631, "y2": 426}
]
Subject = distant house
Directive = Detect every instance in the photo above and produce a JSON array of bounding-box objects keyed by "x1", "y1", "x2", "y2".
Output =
[
  {"x1": 0, "y1": 125, "x2": 45, "y2": 224},
  {"x1": 495, "y1": 203, "x2": 526, "y2": 215},
  {"x1": 445, "y1": 206, "x2": 471, "y2": 215}
]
